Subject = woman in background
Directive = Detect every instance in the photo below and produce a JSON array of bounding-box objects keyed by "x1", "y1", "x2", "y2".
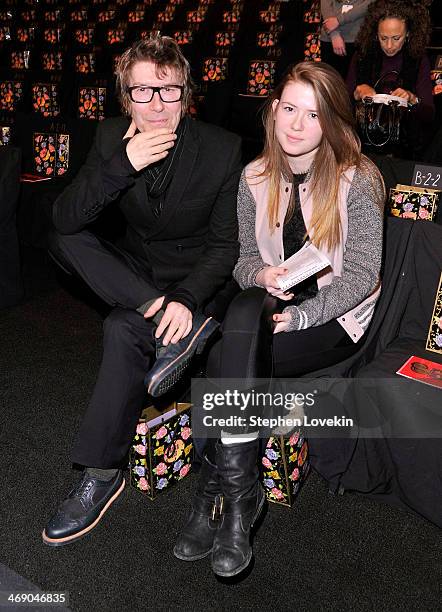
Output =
[
  {"x1": 174, "y1": 62, "x2": 385, "y2": 579},
  {"x1": 347, "y1": 0, "x2": 435, "y2": 154}
]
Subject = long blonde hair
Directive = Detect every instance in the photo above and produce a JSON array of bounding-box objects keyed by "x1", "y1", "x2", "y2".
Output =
[{"x1": 258, "y1": 62, "x2": 370, "y2": 250}]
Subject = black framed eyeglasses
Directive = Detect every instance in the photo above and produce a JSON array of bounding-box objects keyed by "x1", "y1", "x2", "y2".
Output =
[{"x1": 127, "y1": 85, "x2": 184, "y2": 103}]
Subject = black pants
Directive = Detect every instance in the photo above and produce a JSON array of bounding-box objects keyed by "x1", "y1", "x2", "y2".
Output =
[
  {"x1": 320, "y1": 41, "x2": 355, "y2": 81},
  {"x1": 193, "y1": 287, "x2": 360, "y2": 456},
  {"x1": 49, "y1": 229, "x2": 239, "y2": 468},
  {"x1": 206, "y1": 287, "x2": 360, "y2": 380},
  {"x1": 49, "y1": 229, "x2": 164, "y2": 468}
]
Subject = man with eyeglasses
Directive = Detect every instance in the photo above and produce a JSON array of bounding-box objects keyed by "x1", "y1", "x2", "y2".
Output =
[{"x1": 43, "y1": 35, "x2": 242, "y2": 547}]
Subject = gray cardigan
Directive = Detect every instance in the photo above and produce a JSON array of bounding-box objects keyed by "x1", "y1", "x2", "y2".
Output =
[
  {"x1": 233, "y1": 164, "x2": 384, "y2": 333},
  {"x1": 320, "y1": 0, "x2": 375, "y2": 43}
]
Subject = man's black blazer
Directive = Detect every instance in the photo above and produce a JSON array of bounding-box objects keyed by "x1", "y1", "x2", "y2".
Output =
[{"x1": 53, "y1": 116, "x2": 243, "y2": 308}]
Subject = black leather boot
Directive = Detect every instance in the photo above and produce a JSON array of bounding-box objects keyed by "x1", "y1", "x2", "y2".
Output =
[
  {"x1": 211, "y1": 439, "x2": 265, "y2": 577},
  {"x1": 174, "y1": 454, "x2": 222, "y2": 561}
]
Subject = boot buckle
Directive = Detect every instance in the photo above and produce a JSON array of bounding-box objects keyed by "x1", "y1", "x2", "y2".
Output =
[{"x1": 211, "y1": 494, "x2": 224, "y2": 521}]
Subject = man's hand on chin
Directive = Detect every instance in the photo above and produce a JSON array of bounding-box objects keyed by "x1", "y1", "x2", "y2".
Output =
[
  {"x1": 124, "y1": 120, "x2": 177, "y2": 171},
  {"x1": 144, "y1": 297, "x2": 193, "y2": 345}
]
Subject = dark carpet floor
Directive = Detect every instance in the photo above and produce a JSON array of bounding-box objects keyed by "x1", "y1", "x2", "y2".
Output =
[{"x1": 1, "y1": 250, "x2": 441, "y2": 612}]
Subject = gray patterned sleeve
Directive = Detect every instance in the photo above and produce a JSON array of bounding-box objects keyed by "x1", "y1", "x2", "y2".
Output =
[
  {"x1": 233, "y1": 171, "x2": 268, "y2": 289},
  {"x1": 282, "y1": 162, "x2": 385, "y2": 332}
]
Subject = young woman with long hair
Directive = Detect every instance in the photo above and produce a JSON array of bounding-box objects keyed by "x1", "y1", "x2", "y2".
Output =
[{"x1": 174, "y1": 61, "x2": 385, "y2": 578}]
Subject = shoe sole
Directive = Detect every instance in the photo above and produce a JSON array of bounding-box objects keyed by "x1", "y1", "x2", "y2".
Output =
[
  {"x1": 41, "y1": 478, "x2": 126, "y2": 547},
  {"x1": 147, "y1": 317, "x2": 214, "y2": 397},
  {"x1": 211, "y1": 490, "x2": 266, "y2": 578},
  {"x1": 173, "y1": 546, "x2": 213, "y2": 562}
]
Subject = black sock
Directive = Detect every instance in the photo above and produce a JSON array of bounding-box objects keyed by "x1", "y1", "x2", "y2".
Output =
[{"x1": 86, "y1": 467, "x2": 119, "y2": 481}]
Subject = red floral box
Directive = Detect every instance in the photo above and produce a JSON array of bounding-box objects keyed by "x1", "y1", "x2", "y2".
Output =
[
  {"x1": 130, "y1": 402, "x2": 193, "y2": 500},
  {"x1": 33, "y1": 132, "x2": 69, "y2": 177},
  {"x1": 261, "y1": 432, "x2": 310, "y2": 507},
  {"x1": 247, "y1": 60, "x2": 275, "y2": 96}
]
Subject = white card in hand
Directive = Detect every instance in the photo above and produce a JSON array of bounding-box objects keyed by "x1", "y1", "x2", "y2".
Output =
[{"x1": 277, "y1": 242, "x2": 331, "y2": 292}]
